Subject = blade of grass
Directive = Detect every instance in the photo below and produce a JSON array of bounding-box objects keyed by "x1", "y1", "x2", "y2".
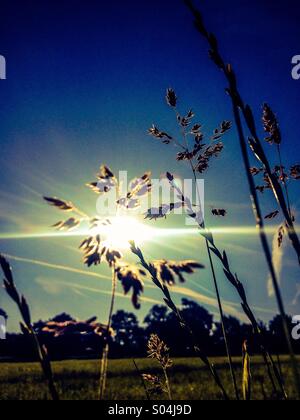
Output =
[
  {"x1": 130, "y1": 241, "x2": 230, "y2": 400},
  {"x1": 184, "y1": 1, "x2": 300, "y2": 266},
  {"x1": 174, "y1": 107, "x2": 239, "y2": 400},
  {"x1": 99, "y1": 263, "x2": 117, "y2": 400},
  {"x1": 168, "y1": 173, "x2": 286, "y2": 398},
  {"x1": 0, "y1": 255, "x2": 59, "y2": 400},
  {"x1": 242, "y1": 341, "x2": 251, "y2": 401},
  {"x1": 184, "y1": 0, "x2": 300, "y2": 398},
  {"x1": 133, "y1": 359, "x2": 151, "y2": 401}
]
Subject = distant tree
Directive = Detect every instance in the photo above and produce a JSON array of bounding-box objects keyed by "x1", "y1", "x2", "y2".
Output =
[
  {"x1": 144, "y1": 305, "x2": 169, "y2": 338},
  {"x1": 268, "y1": 315, "x2": 298, "y2": 354},
  {"x1": 2, "y1": 304, "x2": 297, "y2": 361},
  {"x1": 213, "y1": 316, "x2": 253, "y2": 356},
  {"x1": 181, "y1": 299, "x2": 213, "y2": 333},
  {"x1": 178, "y1": 299, "x2": 214, "y2": 355},
  {"x1": 144, "y1": 300, "x2": 214, "y2": 356},
  {"x1": 111, "y1": 310, "x2": 146, "y2": 357}
]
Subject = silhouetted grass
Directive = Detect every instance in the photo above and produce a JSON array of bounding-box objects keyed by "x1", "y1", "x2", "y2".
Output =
[{"x1": 184, "y1": 0, "x2": 300, "y2": 397}]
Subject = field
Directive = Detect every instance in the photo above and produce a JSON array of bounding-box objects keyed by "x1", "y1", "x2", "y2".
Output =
[{"x1": 0, "y1": 356, "x2": 298, "y2": 400}]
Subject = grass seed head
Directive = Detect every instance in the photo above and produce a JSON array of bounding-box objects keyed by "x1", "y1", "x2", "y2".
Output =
[{"x1": 147, "y1": 334, "x2": 173, "y2": 370}]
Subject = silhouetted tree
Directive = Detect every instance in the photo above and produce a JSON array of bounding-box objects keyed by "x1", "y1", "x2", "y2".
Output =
[
  {"x1": 214, "y1": 316, "x2": 253, "y2": 356},
  {"x1": 268, "y1": 315, "x2": 298, "y2": 354},
  {"x1": 1, "y1": 303, "x2": 299, "y2": 361},
  {"x1": 144, "y1": 300, "x2": 214, "y2": 356},
  {"x1": 144, "y1": 305, "x2": 169, "y2": 336},
  {"x1": 111, "y1": 310, "x2": 146, "y2": 357}
]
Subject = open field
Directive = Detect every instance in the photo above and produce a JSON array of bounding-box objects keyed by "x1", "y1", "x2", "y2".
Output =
[{"x1": 0, "y1": 356, "x2": 298, "y2": 400}]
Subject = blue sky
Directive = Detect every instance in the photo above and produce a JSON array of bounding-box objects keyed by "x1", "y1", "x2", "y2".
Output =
[{"x1": 1, "y1": 0, "x2": 300, "y2": 331}]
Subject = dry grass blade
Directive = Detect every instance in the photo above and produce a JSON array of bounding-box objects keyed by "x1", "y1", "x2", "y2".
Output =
[
  {"x1": 290, "y1": 165, "x2": 300, "y2": 180},
  {"x1": 185, "y1": 0, "x2": 300, "y2": 265},
  {"x1": 148, "y1": 125, "x2": 173, "y2": 144},
  {"x1": 115, "y1": 264, "x2": 145, "y2": 309},
  {"x1": 264, "y1": 211, "x2": 279, "y2": 220},
  {"x1": 99, "y1": 263, "x2": 117, "y2": 400},
  {"x1": 277, "y1": 225, "x2": 285, "y2": 248},
  {"x1": 152, "y1": 260, "x2": 205, "y2": 285},
  {"x1": 133, "y1": 360, "x2": 151, "y2": 401},
  {"x1": 262, "y1": 103, "x2": 281, "y2": 145},
  {"x1": 150, "y1": 88, "x2": 238, "y2": 398},
  {"x1": 167, "y1": 172, "x2": 287, "y2": 398},
  {"x1": 52, "y1": 217, "x2": 81, "y2": 231},
  {"x1": 117, "y1": 172, "x2": 152, "y2": 210},
  {"x1": 242, "y1": 341, "x2": 251, "y2": 401},
  {"x1": 184, "y1": 0, "x2": 299, "y2": 398},
  {"x1": 142, "y1": 374, "x2": 166, "y2": 398},
  {"x1": 166, "y1": 88, "x2": 178, "y2": 108},
  {"x1": 80, "y1": 234, "x2": 123, "y2": 268},
  {"x1": 87, "y1": 165, "x2": 117, "y2": 194},
  {"x1": 0, "y1": 255, "x2": 59, "y2": 400},
  {"x1": 129, "y1": 241, "x2": 230, "y2": 400},
  {"x1": 144, "y1": 203, "x2": 183, "y2": 221},
  {"x1": 43, "y1": 197, "x2": 74, "y2": 212}
]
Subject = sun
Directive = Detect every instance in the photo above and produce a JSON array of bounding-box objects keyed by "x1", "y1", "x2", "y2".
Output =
[{"x1": 97, "y1": 216, "x2": 154, "y2": 250}]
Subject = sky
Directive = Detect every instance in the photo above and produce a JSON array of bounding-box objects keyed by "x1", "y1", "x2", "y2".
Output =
[{"x1": 1, "y1": 0, "x2": 300, "y2": 332}]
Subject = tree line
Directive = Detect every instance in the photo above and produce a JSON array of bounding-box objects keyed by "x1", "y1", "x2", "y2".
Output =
[{"x1": 0, "y1": 299, "x2": 299, "y2": 361}]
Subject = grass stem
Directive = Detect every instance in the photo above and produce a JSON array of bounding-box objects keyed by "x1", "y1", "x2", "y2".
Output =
[
  {"x1": 99, "y1": 263, "x2": 117, "y2": 400},
  {"x1": 184, "y1": 0, "x2": 300, "y2": 398}
]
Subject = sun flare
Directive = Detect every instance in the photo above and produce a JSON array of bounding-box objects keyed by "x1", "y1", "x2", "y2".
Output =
[{"x1": 96, "y1": 216, "x2": 154, "y2": 250}]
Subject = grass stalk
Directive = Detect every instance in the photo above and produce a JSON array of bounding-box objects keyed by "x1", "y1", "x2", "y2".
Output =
[
  {"x1": 163, "y1": 367, "x2": 172, "y2": 401},
  {"x1": 184, "y1": 0, "x2": 300, "y2": 265},
  {"x1": 99, "y1": 263, "x2": 117, "y2": 400},
  {"x1": 174, "y1": 108, "x2": 240, "y2": 400},
  {"x1": 192, "y1": 160, "x2": 239, "y2": 400},
  {"x1": 168, "y1": 173, "x2": 286, "y2": 397},
  {"x1": 184, "y1": 0, "x2": 299, "y2": 398},
  {"x1": 0, "y1": 255, "x2": 59, "y2": 401},
  {"x1": 130, "y1": 242, "x2": 230, "y2": 400},
  {"x1": 276, "y1": 144, "x2": 292, "y2": 218},
  {"x1": 232, "y1": 102, "x2": 300, "y2": 398},
  {"x1": 133, "y1": 359, "x2": 151, "y2": 401}
]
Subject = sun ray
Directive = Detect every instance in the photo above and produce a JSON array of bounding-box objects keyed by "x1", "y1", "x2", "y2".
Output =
[
  {"x1": 35, "y1": 277, "x2": 162, "y2": 306},
  {"x1": 1, "y1": 223, "x2": 299, "y2": 243},
  {"x1": 1, "y1": 252, "x2": 275, "y2": 320},
  {"x1": 1, "y1": 253, "x2": 111, "y2": 281}
]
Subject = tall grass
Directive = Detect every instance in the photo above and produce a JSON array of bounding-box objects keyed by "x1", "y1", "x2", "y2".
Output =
[
  {"x1": 183, "y1": 0, "x2": 300, "y2": 264},
  {"x1": 148, "y1": 88, "x2": 287, "y2": 398},
  {"x1": 43, "y1": 169, "x2": 206, "y2": 399},
  {"x1": 130, "y1": 241, "x2": 229, "y2": 400},
  {"x1": 43, "y1": 170, "x2": 152, "y2": 398},
  {"x1": 183, "y1": 0, "x2": 300, "y2": 398},
  {"x1": 0, "y1": 255, "x2": 59, "y2": 400},
  {"x1": 146, "y1": 334, "x2": 173, "y2": 400},
  {"x1": 168, "y1": 89, "x2": 239, "y2": 399},
  {"x1": 0, "y1": 2, "x2": 298, "y2": 402},
  {"x1": 99, "y1": 263, "x2": 117, "y2": 400},
  {"x1": 242, "y1": 341, "x2": 251, "y2": 401}
]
